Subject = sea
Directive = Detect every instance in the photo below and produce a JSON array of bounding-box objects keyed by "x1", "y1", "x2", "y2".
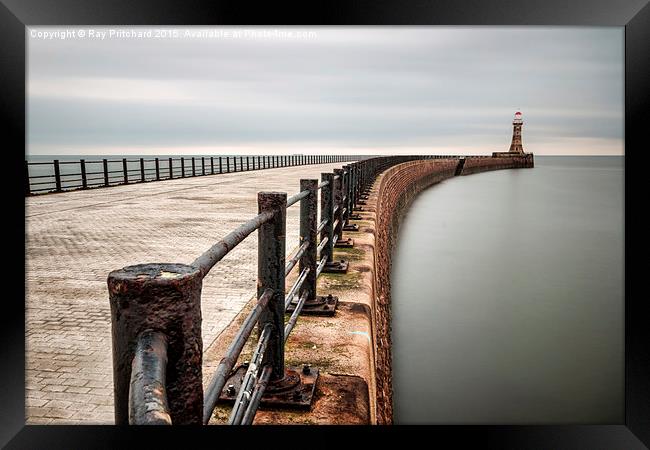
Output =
[{"x1": 391, "y1": 156, "x2": 624, "y2": 424}]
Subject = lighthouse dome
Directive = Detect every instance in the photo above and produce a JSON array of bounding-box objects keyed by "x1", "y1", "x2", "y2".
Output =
[{"x1": 513, "y1": 111, "x2": 523, "y2": 123}]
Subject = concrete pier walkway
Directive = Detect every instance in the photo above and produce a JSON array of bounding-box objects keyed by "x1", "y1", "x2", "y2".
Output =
[{"x1": 25, "y1": 162, "x2": 348, "y2": 424}]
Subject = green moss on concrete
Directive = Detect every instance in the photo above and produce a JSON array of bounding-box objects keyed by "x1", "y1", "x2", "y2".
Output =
[
  {"x1": 319, "y1": 271, "x2": 363, "y2": 290},
  {"x1": 334, "y1": 247, "x2": 365, "y2": 261}
]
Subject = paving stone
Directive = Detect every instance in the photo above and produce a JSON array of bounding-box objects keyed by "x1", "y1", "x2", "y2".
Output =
[{"x1": 26, "y1": 162, "x2": 349, "y2": 424}]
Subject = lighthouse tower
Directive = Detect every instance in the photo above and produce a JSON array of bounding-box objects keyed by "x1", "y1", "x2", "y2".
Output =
[
  {"x1": 491, "y1": 111, "x2": 533, "y2": 166},
  {"x1": 509, "y1": 111, "x2": 524, "y2": 153}
]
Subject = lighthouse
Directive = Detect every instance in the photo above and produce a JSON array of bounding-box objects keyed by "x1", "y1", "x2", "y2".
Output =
[
  {"x1": 491, "y1": 112, "x2": 533, "y2": 167},
  {"x1": 509, "y1": 111, "x2": 524, "y2": 153}
]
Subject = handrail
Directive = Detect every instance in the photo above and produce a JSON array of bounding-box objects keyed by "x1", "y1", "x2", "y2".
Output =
[
  {"x1": 285, "y1": 240, "x2": 310, "y2": 277},
  {"x1": 286, "y1": 189, "x2": 309, "y2": 207},
  {"x1": 128, "y1": 330, "x2": 172, "y2": 425},
  {"x1": 109, "y1": 154, "x2": 456, "y2": 426},
  {"x1": 284, "y1": 291, "x2": 309, "y2": 342},
  {"x1": 202, "y1": 288, "x2": 273, "y2": 424},
  {"x1": 240, "y1": 365, "x2": 272, "y2": 425},
  {"x1": 25, "y1": 154, "x2": 366, "y2": 196},
  {"x1": 284, "y1": 267, "x2": 311, "y2": 310},
  {"x1": 228, "y1": 324, "x2": 273, "y2": 425},
  {"x1": 191, "y1": 210, "x2": 275, "y2": 278}
]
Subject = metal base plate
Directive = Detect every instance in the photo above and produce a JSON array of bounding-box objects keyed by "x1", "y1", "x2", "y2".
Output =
[
  {"x1": 219, "y1": 365, "x2": 319, "y2": 410},
  {"x1": 342, "y1": 224, "x2": 359, "y2": 232},
  {"x1": 334, "y1": 238, "x2": 354, "y2": 248},
  {"x1": 321, "y1": 260, "x2": 349, "y2": 274},
  {"x1": 348, "y1": 214, "x2": 362, "y2": 220},
  {"x1": 286, "y1": 294, "x2": 338, "y2": 316}
]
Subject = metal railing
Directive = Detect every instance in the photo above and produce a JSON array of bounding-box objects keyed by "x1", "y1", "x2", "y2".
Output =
[
  {"x1": 107, "y1": 154, "x2": 447, "y2": 425},
  {"x1": 24, "y1": 154, "x2": 365, "y2": 196}
]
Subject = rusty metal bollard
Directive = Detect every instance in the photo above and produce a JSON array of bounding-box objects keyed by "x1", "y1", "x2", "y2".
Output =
[
  {"x1": 257, "y1": 192, "x2": 287, "y2": 380},
  {"x1": 108, "y1": 263, "x2": 204, "y2": 425},
  {"x1": 332, "y1": 168, "x2": 353, "y2": 248},
  {"x1": 333, "y1": 168, "x2": 344, "y2": 236},
  {"x1": 320, "y1": 172, "x2": 335, "y2": 264},
  {"x1": 298, "y1": 179, "x2": 318, "y2": 302},
  {"x1": 322, "y1": 170, "x2": 349, "y2": 273}
]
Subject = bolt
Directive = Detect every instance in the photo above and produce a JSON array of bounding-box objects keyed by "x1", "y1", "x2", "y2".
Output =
[
  {"x1": 226, "y1": 384, "x2": 236, "y2": 396},
  {"x1": 302, "y1": 364, "x2": 311, "y2": 375},
  {"x1": 243, "y1": 360, "x2": 250, "y2": 367}
]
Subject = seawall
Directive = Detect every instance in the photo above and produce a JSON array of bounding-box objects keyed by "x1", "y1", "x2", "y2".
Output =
[
  {"x1": 203, "y1": 155, "x2": 532, "y2": 425},
  {"x1": 371, "y1": 154, "x2": 533, "y2": 423}
]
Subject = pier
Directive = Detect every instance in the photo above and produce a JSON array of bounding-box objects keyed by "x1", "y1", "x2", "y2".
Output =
[
  {"x1": 25, "y1": 153, "x2": 533, "y2": 425},
  {"x1": 25, "y1": 160, "x2": 354, "y2": 424}
]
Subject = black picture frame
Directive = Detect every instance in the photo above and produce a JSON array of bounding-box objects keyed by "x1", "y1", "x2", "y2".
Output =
[{"x1": 1, "y1": 1, "x2": 647, "y2": 448}]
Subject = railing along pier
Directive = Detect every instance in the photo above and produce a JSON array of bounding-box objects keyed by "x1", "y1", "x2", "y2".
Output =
[
  {"x1": 108, "y1": 155, "x2": 436, "y2": 425},
  {"x1": 25, "y1": 154, "x2": 361, "y2": 196}
]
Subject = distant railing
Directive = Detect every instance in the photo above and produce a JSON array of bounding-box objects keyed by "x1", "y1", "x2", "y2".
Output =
[
  {"x1": 107, "y1": 154, "x2": 441, "y2": 425},
  {"x1": 24, "y1": 154, "x2": 366, "y2": 196}
]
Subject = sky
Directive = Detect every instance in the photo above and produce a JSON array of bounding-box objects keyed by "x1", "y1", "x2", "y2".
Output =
[{"x1": 27, "y1": 27, "x2": 624, "y2": 156}]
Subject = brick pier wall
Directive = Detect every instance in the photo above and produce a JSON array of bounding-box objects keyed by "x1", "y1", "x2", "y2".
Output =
[
  {"x1": 461, "y1": 153, "x2": 534, "y2": 175},
  {"x1": 371, "y1": 155, "x2": 533, "y2": 424}
]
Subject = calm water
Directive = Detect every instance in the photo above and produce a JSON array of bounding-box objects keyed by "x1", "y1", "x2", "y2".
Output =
[{"x1": 391, "y1": 156, "x2": 624, "y2": 424}]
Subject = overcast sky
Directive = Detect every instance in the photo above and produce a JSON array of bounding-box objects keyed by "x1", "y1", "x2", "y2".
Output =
[{"x1": 27, "y1": 27, "x2": 623, "y2": 156}]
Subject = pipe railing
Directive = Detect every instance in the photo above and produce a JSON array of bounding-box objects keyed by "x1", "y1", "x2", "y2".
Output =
[
  {"x1": 108, "y1": 154, "x2": 450, "y2": 425},
  {"x1": 128, "y1": 330, "x2": 172, "y2": 425},
  {"x1": 25, "y1": 154, "x2": 365, "y2": 196}
]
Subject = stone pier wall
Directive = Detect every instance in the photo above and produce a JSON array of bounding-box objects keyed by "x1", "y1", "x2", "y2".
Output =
[
  {"x1": 371, "y1": 155, "x2": 533, "y2": 424},
  {"x1": 462, "y1": 153, "x2": 534, "y2": 175}
]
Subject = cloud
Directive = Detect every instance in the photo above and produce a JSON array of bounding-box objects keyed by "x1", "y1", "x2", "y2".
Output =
[{"x1": 27, "y1": 27, "x2": 624, "y2": 156}]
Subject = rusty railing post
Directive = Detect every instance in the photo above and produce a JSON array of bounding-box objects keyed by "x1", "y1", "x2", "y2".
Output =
[
  {"x1": 350, "y1": 163, "x2": 357, "y2": 207},
  {"x1": 108, "y1": 263, "x2": 204, "y2": 424},
  {"x1": 181, "y1": 157, "x2": 186, "y2": 178},
  {"x1": 140, "y1": 158, "x2": 145, "y2": 182},
  {"x1": 155, "y1": 158, "x2": 160, "y2": 181},
  {"x1": 52, "y1": 159, "x2": 62, "y2": 192},
  {"x1": 80, "y1": 159, "x2": 87, "y2": 189},
  {"x1": 257, "y1": 192, "x2": 287, "y2": 381},
  {"x1": 320, "y1": 172, "x2": 335, "y2": 264},
  {"x1": 332, "y1": 168, "x2": 344, "y2": 242},
  {"x1": 25, "y1": 160, "x2": 30, "y2": 195},
  {"x1": 342, "y1": 165, "x2": 351, "y2": 224},
  {"x1": 122, "y1": 158, "x2": 129, "y2": 184},
  {"x1": 299, "y1": 179, "x2": 318, "y2": 301},
  {"x1": 342, "y1": 164, "x2": 360, "y2": 230},
  {"x1": 169, "y1": 158, "x2": 174, "y2": 179},
  {"x1": 103, "y1": 159, "x2": 109, "y2": 186}
]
